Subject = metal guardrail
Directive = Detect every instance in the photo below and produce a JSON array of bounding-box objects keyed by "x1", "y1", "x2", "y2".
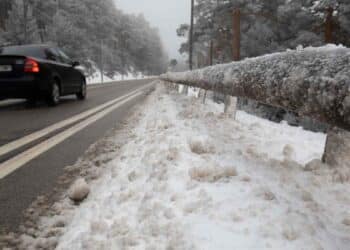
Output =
[{"x1": 160, "y1": 46, "x2": 350, "y2": 131}]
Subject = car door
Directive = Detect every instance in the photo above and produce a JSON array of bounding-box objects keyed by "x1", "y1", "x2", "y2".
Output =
[
  {"x1": 45, "y1": 48, "x2": 72, "y2": 95},
  {"x1": 56, "y1": 49, "x2": 81, "y2": 93}
]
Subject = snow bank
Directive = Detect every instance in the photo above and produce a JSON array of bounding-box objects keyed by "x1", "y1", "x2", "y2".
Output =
[
  {"x1": 87, "y1": 71, "x2": 145, "y2": 85},
  {"x1": 161, "y1": 45, "x2": 350, "y2": 131},
  {"x1": 11, "y1": 84, "x2": 350, "y2": 250}
]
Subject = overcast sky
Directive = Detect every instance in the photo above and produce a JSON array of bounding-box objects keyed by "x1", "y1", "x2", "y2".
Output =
[{"x1": 114, "y1": 0, "x2": 189, "y2": 60}]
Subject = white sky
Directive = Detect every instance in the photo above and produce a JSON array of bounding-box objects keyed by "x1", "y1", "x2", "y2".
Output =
[{"x1": 114, "y1": 0, "x2": 189, "y2": 60}]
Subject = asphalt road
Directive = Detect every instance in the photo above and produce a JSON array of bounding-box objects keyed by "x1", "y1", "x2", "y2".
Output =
[{"x1": 0, "y1": 79, "x2": 155, "y2": 232}]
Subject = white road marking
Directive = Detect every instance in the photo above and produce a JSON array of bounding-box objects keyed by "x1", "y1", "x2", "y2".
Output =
[
  {"x1": 88, "y1": 84, "x2": 112, "y2": 90},
  {"x1": 0, "y1": 83, "x2": 154, "y2": 158},
  {"x1": 0, "y1": 99, "x2": 26, "y2": 107},
  {"x1": 0, "y1": 90, "x2": 144, "y2": 179},
  {"x1": 88, "y1": 82, "x2": 126, "y2": 90},
  {"x1": 88, "y1": 78, "x2": 156, "y2": 90}
]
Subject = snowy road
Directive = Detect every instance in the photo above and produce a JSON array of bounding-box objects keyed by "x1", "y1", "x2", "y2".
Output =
[{"x1": 0, "y1": 79, "x2": 155, "y2": 232}]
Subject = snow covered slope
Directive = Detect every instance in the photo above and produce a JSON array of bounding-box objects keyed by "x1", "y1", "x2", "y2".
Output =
[{"x1": 11, "y1": 83, "x2": 350, "y2": 250}]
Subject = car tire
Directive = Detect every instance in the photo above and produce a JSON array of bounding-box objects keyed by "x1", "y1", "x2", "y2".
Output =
[
  {"x1": 47, "y1": 80, "x2": 60, "y2": 106},
  {"x1": 76, "y1": 79, "x2": 87, "y2": 100}
]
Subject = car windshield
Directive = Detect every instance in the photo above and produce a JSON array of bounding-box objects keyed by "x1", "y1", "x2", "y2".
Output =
[{"x1": 0, "y1": 46, "x2": 45, "y2": 58}]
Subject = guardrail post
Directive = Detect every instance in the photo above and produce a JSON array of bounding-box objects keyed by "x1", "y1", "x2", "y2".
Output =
[
  {"x1": 182, "y1": 85, "x2": 189, "y2": 95},
  {"x1": 323, "y1": 128, "x2": 350, "y2": 167},
  {"x1": 224, "y1": 96, "x2": 238, "y2": 119},
  {"x1": 202, "y1": 90, "x2": 207, "y2": 104}
]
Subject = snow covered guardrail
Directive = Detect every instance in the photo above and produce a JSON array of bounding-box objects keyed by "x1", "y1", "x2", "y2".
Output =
[{"x1": 160, "y1": 45, "x2": 350, "y2": 131}]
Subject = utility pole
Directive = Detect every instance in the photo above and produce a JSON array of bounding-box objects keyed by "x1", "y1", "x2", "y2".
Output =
[
  {"x1": 182, "y1": 0, "x2": 194, "y2": 95},
  {"x1": 224, "y1": 8, "x2": 240, "y2": 118},
  {"x1": 189, "y1": 0, "x2": 194, "y2": 70}
]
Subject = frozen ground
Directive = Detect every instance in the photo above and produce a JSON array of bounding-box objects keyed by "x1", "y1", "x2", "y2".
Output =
[{"x1": 7, "y1": 83, "x2": 350, "y2": 250}]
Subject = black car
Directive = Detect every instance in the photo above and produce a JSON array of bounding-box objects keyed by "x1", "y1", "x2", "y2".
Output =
[{"x1": 0, "y1": 44, "x2": 86, "y2": 106}]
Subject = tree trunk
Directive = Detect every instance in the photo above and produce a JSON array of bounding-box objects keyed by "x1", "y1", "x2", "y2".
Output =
[
  {"x1": 323, "y1": 128, "x2": 350, "y2": 167},
  {"x1": 325, "y1": 7, "x2": 334, "y2": 44},
  {"x1": 209, "y1": 40, "x2": 213, "y2": 66},
  {"x1": 232, "y1": 8, "x2": 241, "y2": 61},
  {"x1": 23, "y1": 0, "x2": 28, "y2": 44}
]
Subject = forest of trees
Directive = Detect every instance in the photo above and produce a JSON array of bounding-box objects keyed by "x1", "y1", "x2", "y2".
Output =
[
  {"x1": 178, "y1": 0, "x2": 350, "y2": 66},
  {"x1": 0, "y1": 0, "x2": 168, "y2": 77}
]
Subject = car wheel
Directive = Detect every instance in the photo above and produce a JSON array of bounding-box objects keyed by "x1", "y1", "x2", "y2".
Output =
[
  {"x1": 47, "y1": 80, "x2": 60, "y2": 106},
  {"x1": 76, "y1": 79, "x2": 87, "y2": 100}
]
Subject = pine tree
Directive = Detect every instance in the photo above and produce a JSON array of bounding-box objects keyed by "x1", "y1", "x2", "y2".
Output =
[
  {"x1": 3, "y1": 0, "x2": 39, "y2": 45},
  {"x1": 0, "y1": 0, "x2": 167, "y2": 77}
]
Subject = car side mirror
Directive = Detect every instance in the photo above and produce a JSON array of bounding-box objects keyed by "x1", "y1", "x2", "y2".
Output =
[{"x1": 72, "y1": 61, "x2": 80, "y2": 67}]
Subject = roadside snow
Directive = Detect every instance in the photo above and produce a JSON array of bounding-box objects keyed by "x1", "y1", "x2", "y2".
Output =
[
  {"x1": 87, "y1": 71, "x2": 145, "y2": 85},
  {"x1": 13, "y1": 84, "x2": 350, "y2": 250}
]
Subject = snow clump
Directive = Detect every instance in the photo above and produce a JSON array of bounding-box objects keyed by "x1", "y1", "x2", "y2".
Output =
[{"x1": 68, "y1": 178, "x2": 90, "y2": 203}]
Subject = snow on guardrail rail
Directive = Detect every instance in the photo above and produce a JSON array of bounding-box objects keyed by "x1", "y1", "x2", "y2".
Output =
[{"x1": 160, "y1": 45, "x2": 350, "y2": 131}]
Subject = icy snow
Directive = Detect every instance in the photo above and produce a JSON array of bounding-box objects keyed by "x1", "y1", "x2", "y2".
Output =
[
  {"x1": 15, "y1": 83, "x2": 350, "y2": 250},
  {"x1": 68, "y1": 178, "x2": 90, "y2": 203}
]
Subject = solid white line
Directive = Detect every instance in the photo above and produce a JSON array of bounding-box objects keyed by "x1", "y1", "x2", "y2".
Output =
[
  {"x1": 0, "y1": 99, "x2": 25, "y2": 107},
  {"x1": 0, "y1": 91, "x2": 144, "y2": 179},
  {"x1": 0, "y1": 93, "x2": 129, "y2": 157},
  {"x1": 88, "y1": 81, "x2": 129, "y2": 90},
  {"x1": 0, "y1": 83, "x2": 154, "y2": 158},
  {"x1": 88, "y1": 78, "x2": 156, "y2": 90}
]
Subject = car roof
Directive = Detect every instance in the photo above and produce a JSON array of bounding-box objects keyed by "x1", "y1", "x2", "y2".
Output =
[
  {"x1": 0, "y1": 44, "x2": 53, "y2": 58},
  {"x1": 1, "y1": 44, "x2": 52, "y2": 50}
]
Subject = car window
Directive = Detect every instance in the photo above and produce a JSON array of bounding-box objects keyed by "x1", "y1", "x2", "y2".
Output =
[
  {"x1": 57, "y1": 49, "x2": 72, "y2": 65},
  {"x1": 45, "y1": 48, "x2": 60, "y2": 61},
  {"x1": 0, "y1": 46, "x2": 46, "y2": 59}
]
